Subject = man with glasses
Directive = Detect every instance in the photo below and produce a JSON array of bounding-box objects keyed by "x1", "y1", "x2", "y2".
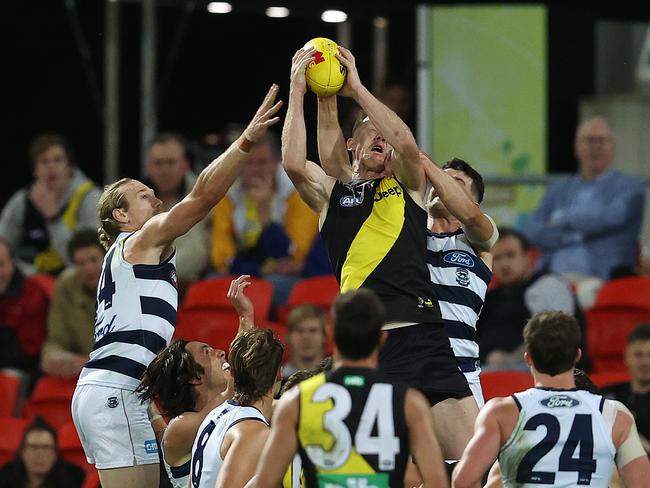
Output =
[{"x1": 523, "y1": 116, "x2": 645, "y2": 286}]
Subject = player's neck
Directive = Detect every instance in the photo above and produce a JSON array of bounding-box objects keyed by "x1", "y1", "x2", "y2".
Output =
[
  {"x1": 533, "y1": 370, "x2": 576, "y2": 390},
  {"x1": 333, "y1": 351, "x2": 378, "y2": 370},
  {"x1": 251, "y1": 392, "x2": 275, "y2": 421}
]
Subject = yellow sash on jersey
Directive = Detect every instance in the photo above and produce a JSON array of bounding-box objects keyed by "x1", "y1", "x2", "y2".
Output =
[
  {"x1": 34, "y1": 180, "x2": 94, "y2": 274},
  {"x1": 340, "y1": 178, "x2": 405, "y2": 292}
]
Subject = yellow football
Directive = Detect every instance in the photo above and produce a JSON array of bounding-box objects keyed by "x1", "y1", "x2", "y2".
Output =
[{"x1": 303, "y1": 37, "x2": 347, "y2": 96}]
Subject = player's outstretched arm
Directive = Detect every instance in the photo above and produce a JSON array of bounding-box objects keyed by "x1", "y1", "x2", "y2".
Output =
[
  {"x1": 228, "y1": 274, "x2": 255, "y2": 333},
  {"x1": 612, "y1": 401, "x2": 650, "y2": 487},
  {"x1": 420, "y1": 151, "x2": 496, "y2": 249},
  {"x1": 139, "y1": 84, "x2": 283, "y2": 249},
  {"x1": 244, "y1": 388, "x2": 300, "y2": 488},
  {"x1": 335, "y1": 47, "x2": 422, "y2": 192},
  {"x1": 405, "y1": 388, "x2": 449, "y2": 488},
  {"x1": 452, "y1": 398, "x2": 510, "y2": 488},
  {"x1": 283, "y1": 48, "x2": 335, "y2": 214},
  {"x1": 317, "y1": 95, "x2": 353, "y2": 182}
]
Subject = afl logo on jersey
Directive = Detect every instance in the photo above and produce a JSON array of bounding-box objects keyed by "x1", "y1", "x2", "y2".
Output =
[
  {"x1": 340, "y1": 194, "x2": 364, "y2": 207},
  {"x1": 443, "y1": 251, "x2": 475, "y2": 268},
  {"x1": 170, "y1": 269, "x2": 177, "y2": 288},
  {"x1": 107, "y1": 397, "x2": 119, "y2": 408},
  {"x1": 540, "y1": 395, "x2": 580, "y2": 408}
]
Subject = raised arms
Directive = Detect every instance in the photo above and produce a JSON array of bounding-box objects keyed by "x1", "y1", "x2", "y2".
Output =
[
  {"x1": 138, "y1": 84, "x2": 283, "y2": 251},
  {"x1": 282, "y1": 48, "x2": 335, "y2": 215}
]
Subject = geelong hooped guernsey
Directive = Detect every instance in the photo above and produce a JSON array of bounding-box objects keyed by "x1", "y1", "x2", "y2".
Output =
[
  {"x1": 320, "y1": 177, "x2": 442, "y2": 324},
  {"x1": 77, "y1": 232, "x2": 178, "y2": 390},
  {"x1": 297, "y1": 368, "x2": 409, "y2": 488},
  {"x1": 500, "y1": 388, "x2": 617, "y2": 488},
  {"x1": 190, "y1": 400, "x2": 269, "y2": 488},
  {"x1": 426, "y1": 229, "x2": 491, "y2": 374}
]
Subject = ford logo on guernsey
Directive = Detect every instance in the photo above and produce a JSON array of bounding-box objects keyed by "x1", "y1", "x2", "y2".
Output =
[
  {"x1": 540, "y1": 395, "x2": 580, "y2": 408},
  {"x1": 443, "y1": 251, "x2": 475, "y2": 268}
]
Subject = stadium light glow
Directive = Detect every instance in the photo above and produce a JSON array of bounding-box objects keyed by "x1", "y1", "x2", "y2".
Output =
[
  {"x1": 207, "y1": 2, "x2": 232, "y2": 14},
  {"x1": 266, "y1": 7, "x2": 290, "y2": 18},
  {"x1": 321, "y1": 10, "x2": 347, "y2": 23}
]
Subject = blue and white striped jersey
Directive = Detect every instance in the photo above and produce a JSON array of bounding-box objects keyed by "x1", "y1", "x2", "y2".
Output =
[
  {"x1": 426, "y1": 229, "x2": 492, "y2": 374},
  {"x1": 501, "y1": 388, "x2": 617, "y2": 487},
  {"x1": 77, "y1": 232, "x2": 178, "y2": 390},
  {"x1": 190, "y1": 400, "x2": 269, "y2": 488}
]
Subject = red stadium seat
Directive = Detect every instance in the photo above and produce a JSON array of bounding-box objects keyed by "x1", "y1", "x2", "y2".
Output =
[
  {"x1": 481, "y1": 371, "x2": 534, "y2": 401},
  {"x1": 0, "y1": 417, "x2": 28, "y2": 465},
  {"x1": 22, "y1": 376, "x2": 77, "y2": 429},
  {"x1": 182, "y1": 275, "x2": 274, "y2": 321},
  {"x1": 585, "y1": 276, "x2": 650, "y2": 373},
  {"x1": 58, "y1": 421, "x2": 87, "y2": 467},
  {"x1": 58, "y1": 421, "x2": 101, "y2": 487},
  {"x1": 0, "y1": 372, "x2": 21, "y2": 417},
  {"x1": 588, "y1": 371, "x2": 630, "y2": 389},
  {"x1": 175, "y1": 276, "x2": 275, "y2": 352},
  {"x1": 276, "y1": 275, "x2": 340, "y2": 325}
]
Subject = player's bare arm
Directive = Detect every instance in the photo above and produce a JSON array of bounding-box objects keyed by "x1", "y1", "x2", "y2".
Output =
[
  {"x1": 405, "y1": 388, "x2": 449, "y2": 488},
  {"x1": 611, "y1": 401, "x2": 650, "y2": 487},
  {"x1": 244, "y1": 387, "x2": 300, "y2": 488},
  {"x1": 335, "y1": 46, "x2": 423, "y2": 192},
  {"x1": 421, "y1": 151, "x2": 496, "y2": 248},
  {"x1": 317, "y1": 95, "x2": 353, "y2": 182},
  {"x1": 131, "y1": 84, "x2": 283, "y2": 259},
  {"x1": 452, "y1": 397, "x2": 518, "y2": 488},
  {"x1": 216, "y1": 421, "x2": 271, "y2": 488},
  {"x1": 283, "y1": 48, "x2": 336, "y2": 214}
]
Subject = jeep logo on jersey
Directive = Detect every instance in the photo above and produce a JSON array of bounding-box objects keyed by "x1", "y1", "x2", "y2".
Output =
[
  {"x1": 443, "y1": 251, "x2": 475, "y2": 268},
  {"x1": 540, "y1": 395, "x2": 580, "y2": 408},
  {"x1": 340, "y1": 194, "x2": 364, "y2": 207}
]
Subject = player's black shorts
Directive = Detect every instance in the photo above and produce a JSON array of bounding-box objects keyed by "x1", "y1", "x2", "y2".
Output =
[{"x1": 378, "y1": 322, "x2": 472, "y2": 406}]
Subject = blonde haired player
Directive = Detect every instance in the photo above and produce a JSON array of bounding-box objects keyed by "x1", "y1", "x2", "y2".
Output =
[{"x1": 71, "y1": 85, "x2": 282, "y2": 488}]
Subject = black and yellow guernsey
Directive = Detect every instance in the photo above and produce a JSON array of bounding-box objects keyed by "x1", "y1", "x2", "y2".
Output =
[
  {"x1": 320, "y1": 177, "x2": 442, "y2": 324},
  {"x1": 297, "y1": 367, "x2": 409, "y2": 488}
]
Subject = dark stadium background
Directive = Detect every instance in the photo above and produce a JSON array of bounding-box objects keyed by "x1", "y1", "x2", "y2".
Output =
[{"x1": 3, "y1": 0, "x2": 650, "y2": 208}]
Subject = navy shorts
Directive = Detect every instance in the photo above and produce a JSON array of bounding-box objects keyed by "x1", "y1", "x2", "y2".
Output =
[{"x1": 379, "y1": 322, "x2": 472, "y2": 406}]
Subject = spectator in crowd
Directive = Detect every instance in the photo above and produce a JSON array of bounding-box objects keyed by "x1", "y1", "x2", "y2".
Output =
[
  {"x1": 281, "y1": 304, "x2": 328, "y2": 380},
  {"x1": 142, "y1": 132, "x2": 211, "y2": 300},
  {"x1": 0, "y1": 238, "x2": 49, "y2": 378},
  {"x1": 0, "y1": 133, "x2": 102, "y2": 276},
  {"x1": 601, "y1": 323, "x2": 650, "y2": 453},
  {"x1": 523, "y1": 116, "x2": 645, "y2": 285},
  {"x1": 476, "y1": 227, "x2": 585, "y2": 371},
  {"x1": 210, "y1": 131, "x2": 320, "y2": 308},
  {"x1": 40, "y1": 229, "x2": 105, "y2": 379},
  {"x1": 0, "y1": 417, "x2": 85, "y2": 488}
]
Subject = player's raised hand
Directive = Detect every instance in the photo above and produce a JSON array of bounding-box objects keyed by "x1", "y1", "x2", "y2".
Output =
[
  {"x1": 335, "y1": 46, "x2": 362, "y2": 96},
  {"x1": 290, "y1": 47, "x2": 316, "y2": 95},
  {"x1": 244, "y1": 84, "x2": 283, "y2": 143},
  {"x1": 228, "y1": 274, "x2": 255, "y2": 333}
]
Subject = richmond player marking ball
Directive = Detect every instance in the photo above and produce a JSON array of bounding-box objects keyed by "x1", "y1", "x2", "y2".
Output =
[{"x1": 303, "y1": 37, "x2": 347, "y2": 96}]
